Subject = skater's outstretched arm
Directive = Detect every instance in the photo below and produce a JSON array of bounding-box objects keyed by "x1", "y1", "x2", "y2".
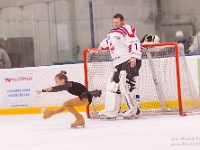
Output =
[
  {"x1": 49, "y1": 82, "x2": 72, "y2": 92},
  {"x1": 36, "y1": 82, "x2": 72, "y2": 94}
]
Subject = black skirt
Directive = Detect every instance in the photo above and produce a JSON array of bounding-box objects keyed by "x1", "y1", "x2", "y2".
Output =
[{"x1": 79, "y1": 91, "x2": 93, "y2": 105}]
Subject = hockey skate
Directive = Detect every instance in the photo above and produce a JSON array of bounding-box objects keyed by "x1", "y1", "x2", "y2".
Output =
[
  {"x1": 71, "y1": 114, "x2": 85, "y2": 128},
  {"x1": 99, "y1": 114, "x2": 115, "y2": 120},
  {"x1": 99, "y1": 108, "x2": 122, "y2": 120},
  {"x1": 123, "y1": 106, "x2": 142, "y2": 119},
  {"x1": 135, "y1": 105, "x2": 142, "y2": 119}
]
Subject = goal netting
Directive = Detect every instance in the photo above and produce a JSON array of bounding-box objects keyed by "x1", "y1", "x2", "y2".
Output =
[{"x1": 83, "y1": 42, "x2": 200, "y2": 118}]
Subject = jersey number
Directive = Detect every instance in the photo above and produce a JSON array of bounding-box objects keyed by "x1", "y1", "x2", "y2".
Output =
[{"x1": 134, "y1": 43, "x2": 138, "y2": 50}]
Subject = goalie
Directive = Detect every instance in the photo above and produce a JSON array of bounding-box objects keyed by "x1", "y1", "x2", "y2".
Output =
[
  {"x1": 97, "y1": 13, "x2": 160, "y2": 119},
  {"x1": 97, "y1": 13, "x2": 142, "y2": 119}
]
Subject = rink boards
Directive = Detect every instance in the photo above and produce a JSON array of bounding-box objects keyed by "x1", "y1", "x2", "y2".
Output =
[{"x1": 0, "y1": 55, "x2": 200, "y2": 115}]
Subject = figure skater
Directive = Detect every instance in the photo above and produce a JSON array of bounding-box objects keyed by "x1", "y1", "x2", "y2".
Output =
[{"x1": 36, "y1": 70, "x2": 101, "y2": 128}]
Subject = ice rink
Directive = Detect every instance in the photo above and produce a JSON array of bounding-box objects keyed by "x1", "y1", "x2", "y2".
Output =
[{"x1": 0, "y1": 113, "x2": 200, "y2": 150}]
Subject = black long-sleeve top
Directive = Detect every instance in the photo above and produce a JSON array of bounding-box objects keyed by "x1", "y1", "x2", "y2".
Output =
[
  {"x1": 47, "y1": 81, "x2": 102, "y2": 105},
  {"x1": 49, "y1": 81, "x2": 88, "y2": 96}
]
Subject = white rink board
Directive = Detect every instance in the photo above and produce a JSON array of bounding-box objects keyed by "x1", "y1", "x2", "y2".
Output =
[
  {"x1": 0, "y1": 64, "x2": 84, "y2": 108},
  {"x1": 0, "y1": 70, "x2": 36, "y2": 108},
  {"x1": 0, "y1": 56, "x2": 199, "y2": 108},
  {"x1": 35, "y1": 64, "x2": 84, "y2": 107}
]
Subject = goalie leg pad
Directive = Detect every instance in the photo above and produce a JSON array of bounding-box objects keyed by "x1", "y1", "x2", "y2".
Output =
[
  {"x1": 98, "y1": 71, "x2": 122, "y2": 118},
  {"x1": 119, "y1": 71, "x2": 138, "y2": 118},
  {"x1": 107, "y1": 70, "x2": 120, "y2": 92},
  {"x1": 98, "y1": 92, "x2": 121, "y2": 118}
]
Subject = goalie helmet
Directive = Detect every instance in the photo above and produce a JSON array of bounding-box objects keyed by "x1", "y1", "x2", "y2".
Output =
[{"x1": 141, "y1": 34, "x2": 160, "y2": 43}]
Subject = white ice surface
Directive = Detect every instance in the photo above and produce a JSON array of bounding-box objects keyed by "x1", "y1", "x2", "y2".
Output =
[{"x1": 0, "y1": 113, "x2": 200, "y2": 150}]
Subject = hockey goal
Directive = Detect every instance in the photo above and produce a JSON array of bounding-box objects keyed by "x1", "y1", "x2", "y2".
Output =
[{"x1": 83, "y1": 42, "x2": 200, "y2": 118}]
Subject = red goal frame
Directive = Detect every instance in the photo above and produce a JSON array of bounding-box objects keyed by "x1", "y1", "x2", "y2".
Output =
[{"x1": 83, "y1": 42, "x2": 185, "y2": 118}]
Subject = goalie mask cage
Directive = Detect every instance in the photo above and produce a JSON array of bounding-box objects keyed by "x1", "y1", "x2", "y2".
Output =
[{"x1": 83, "y1": 42, "x2": 200, "y2": 118}]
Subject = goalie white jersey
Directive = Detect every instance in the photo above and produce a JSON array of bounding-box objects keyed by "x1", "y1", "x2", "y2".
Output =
[{"x1": 100, "y1": 24, "x2": 142, "y2": 66}]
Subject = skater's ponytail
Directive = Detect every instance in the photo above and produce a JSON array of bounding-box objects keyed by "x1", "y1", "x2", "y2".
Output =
[{"x1": 55, "y1": 70, "x2": 68, "y2": 82}]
